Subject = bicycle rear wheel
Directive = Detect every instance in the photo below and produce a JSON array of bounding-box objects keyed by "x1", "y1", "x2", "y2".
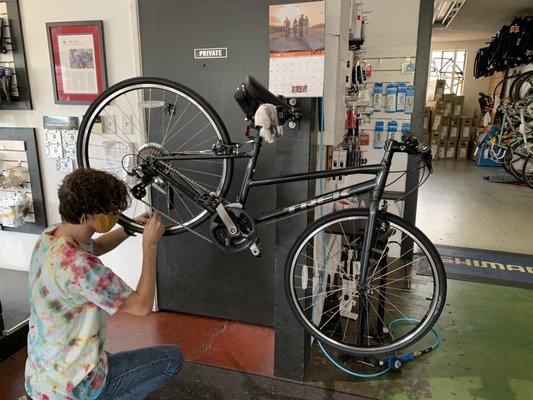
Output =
[
  {"x1": 77, "y1": 77, "x2": 233, "y2": 235},
  {"x1": 285, "y1": 209, "x2": 446, "y2": 356}
]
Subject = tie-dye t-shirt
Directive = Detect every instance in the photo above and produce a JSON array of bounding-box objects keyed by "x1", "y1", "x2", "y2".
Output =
[{"x1": 25, "y1": 225, "x2": 133, "y2": 399}]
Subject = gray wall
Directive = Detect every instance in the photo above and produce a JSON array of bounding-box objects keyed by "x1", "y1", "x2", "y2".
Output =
[{"x1": 139, "y1": 0, "x2": 308, "y2": 327}]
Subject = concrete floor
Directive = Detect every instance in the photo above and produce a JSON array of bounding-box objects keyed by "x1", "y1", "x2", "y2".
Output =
[
  {"x1": 306, "y1": 279, "x2": 533, "y2": 400},
  {"x1": 416, "y1": 160, "x2": 533, "y2": 255}
]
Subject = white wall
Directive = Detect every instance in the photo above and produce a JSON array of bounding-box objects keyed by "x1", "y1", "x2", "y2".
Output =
[
  {"x1": 0, "y1": 0, "x2": 144, "y2": 289},
  {"x1": 431, "y1": 39, "x2": 491, "y2": 117},
  {"x1": 344, "y1": 0, "x2": 420, "y2": 203}
]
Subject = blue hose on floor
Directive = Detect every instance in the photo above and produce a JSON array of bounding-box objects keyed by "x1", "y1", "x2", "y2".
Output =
[{"x1": 317, "y1": 317, "x2": 441, "y2": 378}]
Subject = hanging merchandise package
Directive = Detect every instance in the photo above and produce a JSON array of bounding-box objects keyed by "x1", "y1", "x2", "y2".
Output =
[
  {"x1": 386, "y1": 84, "x2": 397, "y2": 113},
  {"x1": 373, "y1": 82, "x2": 383, "y2": 112},
  {"x1": 387, "y1": 120, "x2": 398, "y2": 141},
  {"x1": 401, "y1": 122, "x2": 411, "y2": 138},
  {"x1": 405, "y1": 85, "x2": 415, "y2": 114},
  {"x1": 374, "y1": 120, "x2": 384, "y2": 149},
  {"x1": 396, "y1": 84, "x2": 406, "y2": 112}
]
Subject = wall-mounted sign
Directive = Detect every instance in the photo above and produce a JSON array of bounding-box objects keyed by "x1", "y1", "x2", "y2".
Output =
[
  {"x1": 194, "y1": 47, "x2": 228, "y2": 59},
  {"x1": 43, "y1": 115, "x2": 79, "y2": 130}
]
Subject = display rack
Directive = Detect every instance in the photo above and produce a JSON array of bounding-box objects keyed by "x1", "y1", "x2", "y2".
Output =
[
  {"x1": 0, "y1": 0, "x2": 31, "y2": 110},
  {"x1": 0, "y1": 128, "x2": 46, "y2": 234}
]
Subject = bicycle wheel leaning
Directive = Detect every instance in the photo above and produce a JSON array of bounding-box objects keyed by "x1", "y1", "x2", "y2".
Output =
[
  {"x1": 285, "y1": 208, "x2": 446, "y2": 356},
  {"x1": 503, "y1": 139, "x2": 528, "y2": 181},
  {"x1": 522, "y1": 156, "x2": 533, "y2": 189},
  {"x1": 77, "y1": 77, "x2": 234, "y2": 235}
]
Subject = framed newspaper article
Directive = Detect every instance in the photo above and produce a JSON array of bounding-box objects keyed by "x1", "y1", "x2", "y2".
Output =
[{"x1": 46, "y1": 21, "x2": 107, "y2": 104}]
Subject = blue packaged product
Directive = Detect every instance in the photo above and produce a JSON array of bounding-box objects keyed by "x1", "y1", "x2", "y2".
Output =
[
  {"x1": 401, "y1": 122, "x2": 411, "y2": 138},
  {"x1": 374, "y1": 120, "x2": 384, "y2": 149},
  {"x1": 373, "y1": 83, "x2": 383, "y2": 112},
  {"x1": 387, "y1": 120, "x2": 398, "y2": 140},
  {"x1": 396, "y1": 83, "x2": 406, "y2": 112},
  {"x1": 405, "y1": 85, "x2": 415, "y2": 113},
  {"x1": 386, "y1": 84, "x2": 397, "y2": 113}
]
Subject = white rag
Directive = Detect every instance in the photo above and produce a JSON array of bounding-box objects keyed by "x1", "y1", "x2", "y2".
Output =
[{"x1": 254, "y1": 103, "x2": 283, "y2": 143}]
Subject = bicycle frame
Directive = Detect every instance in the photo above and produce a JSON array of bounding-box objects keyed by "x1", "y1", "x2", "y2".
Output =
[{"x1": 156, "y1": 135, "x2": 395, "y2": 228}]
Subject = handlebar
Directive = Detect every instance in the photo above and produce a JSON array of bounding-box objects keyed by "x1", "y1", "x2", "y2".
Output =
[{"x1": 393, "y1": 135, "x2": 433, "y2": 173}]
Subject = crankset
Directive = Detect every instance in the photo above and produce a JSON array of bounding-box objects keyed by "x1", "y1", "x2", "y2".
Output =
[{"x1": 210, "y1": 205, "x2": 258, "y2": 253}]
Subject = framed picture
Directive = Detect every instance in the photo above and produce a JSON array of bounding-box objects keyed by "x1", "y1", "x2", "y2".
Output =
[{"x1": 46, "y1": 20, "x2": 107, "y2": 104}]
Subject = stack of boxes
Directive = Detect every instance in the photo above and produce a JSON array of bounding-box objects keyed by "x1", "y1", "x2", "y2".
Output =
[{"x1": 421, "y1": 79, "x2": 473, "y2": 161}]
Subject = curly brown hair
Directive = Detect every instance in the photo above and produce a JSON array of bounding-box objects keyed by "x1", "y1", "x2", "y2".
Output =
[{"x1": 58, "y1": 168, "x2": 130, "y2": 224}]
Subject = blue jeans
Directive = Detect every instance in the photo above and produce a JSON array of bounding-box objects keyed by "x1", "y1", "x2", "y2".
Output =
[{"x1": 94, "y1": 344, "x2": 183, "y2": 400}]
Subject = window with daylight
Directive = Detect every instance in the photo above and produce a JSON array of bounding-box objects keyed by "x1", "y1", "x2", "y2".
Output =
[{"x1": 430, "y1": 49, "x2": 466, "y2": 95}]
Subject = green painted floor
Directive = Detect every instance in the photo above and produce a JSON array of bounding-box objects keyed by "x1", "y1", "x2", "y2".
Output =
[{"x1": 306, "y1": 279, "x2": 533, "y2": 400}]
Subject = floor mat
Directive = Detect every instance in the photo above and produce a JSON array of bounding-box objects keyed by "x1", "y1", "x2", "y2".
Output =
[
  {"x1": 435, "y1": 245, "x2": 533, "y2": 289},
  {"x1": 147, "y1": 362, "x2": 370, "y2": 400}
]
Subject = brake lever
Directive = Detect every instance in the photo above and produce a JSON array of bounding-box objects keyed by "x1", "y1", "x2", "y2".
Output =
[{"x1": 418, "y1": 144, "x2": 433, "y2": 174}]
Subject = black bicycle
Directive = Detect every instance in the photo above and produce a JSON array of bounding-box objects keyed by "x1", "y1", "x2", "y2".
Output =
[{"x1": 77, "y1": 75, "x2": 446, "y2": 357}]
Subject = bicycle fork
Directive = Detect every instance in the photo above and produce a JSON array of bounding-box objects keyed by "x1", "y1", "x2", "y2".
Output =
[{"x1": 355, "y1": 144, "x2": 393, "y2": 346}]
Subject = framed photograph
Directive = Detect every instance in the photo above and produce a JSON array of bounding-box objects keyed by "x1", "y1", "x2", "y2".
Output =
[{"x1": 46, "y1": 20, "x2": 107, "y2": 104}]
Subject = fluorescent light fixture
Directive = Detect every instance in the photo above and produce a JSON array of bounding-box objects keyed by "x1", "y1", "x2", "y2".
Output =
[{"x1": 433, "y1": 0, "x2": 465, "y2": 28}]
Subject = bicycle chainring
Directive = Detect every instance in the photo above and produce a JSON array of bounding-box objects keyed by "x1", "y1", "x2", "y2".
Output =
[{"x1": 210, "y1": 206, "x2": 256, "y2": 252}]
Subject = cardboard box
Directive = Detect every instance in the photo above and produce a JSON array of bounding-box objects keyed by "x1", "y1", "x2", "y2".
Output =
[
  {"x1": 439, "y1": 117, "x2": 451, "y2": 140},
  {"x1": 437, "y1": 140, "x2": 447, "y2": 160},
  {"x1": 453, "y1": 96, "x2": 465, "y2": 117},
  {"x1": 442, "y1": 94, "x2": 455, "y2": 117},
  {"x1": 431, "y1": 110, "x2": 443, "y2": 133},
  {"x1": 420, "y1": 133, "x2": 431, "y2": 145},
  {"x1": 446, "y1": 140, "x2": 457, "y2": 159},
  {"x1": 456, "y1": 141, "x2": 468, "y2": 160},
  {"x1": 434, "y1": 80, "x2": 445, "y2": 102},
  {"x1": 430, "y1": 135, "x2": 440, "y2": 160},
  {"x1": 460, "y1": 117, "x2": 472, "y2": 141},
  {"x1": 449, "y1": 117, "x2": 461, "y2": 140},
  {"x1": 423, "y1": 107, "x2": 432, "y2": 133}
]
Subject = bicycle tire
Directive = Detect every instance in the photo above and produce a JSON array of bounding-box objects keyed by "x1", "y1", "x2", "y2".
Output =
[
  {"x1": 503, "y1": 139, "x2": 528, "y2": 181},
  {"x1": 77, "y1": 76, "x2": 234, "y2": 235},
  {"x1": 510, "y1": 71, "x2": 533, "y2": 101},
  {"x1": 284, "y1": 208, "x2": 446, "y2": 356},
  {"x1": 522, "y1": 156, "x2": 533, "y2": 189}
]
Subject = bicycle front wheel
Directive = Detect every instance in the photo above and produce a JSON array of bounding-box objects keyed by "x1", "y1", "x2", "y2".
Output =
[
  {"x1": 77, "y1": 77, "x2": 233, "y2": 235},
  {"x1": 285, "y1": 209, "x2": 446, "y2": 356}
]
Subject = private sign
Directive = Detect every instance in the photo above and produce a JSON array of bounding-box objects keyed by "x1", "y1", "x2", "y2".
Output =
[{"x1": 194, "y1": 47, "x2": 228, "y2": 59}]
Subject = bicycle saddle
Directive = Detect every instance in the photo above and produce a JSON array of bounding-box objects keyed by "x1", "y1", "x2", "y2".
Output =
[{"x1": 244, "y1": 75, "x2": 290, "y2": 108}]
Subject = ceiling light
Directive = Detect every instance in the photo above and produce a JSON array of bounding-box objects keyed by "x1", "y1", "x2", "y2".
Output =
[{"x1": 433, "y1": 0, "x2": 466, "y2": 28}]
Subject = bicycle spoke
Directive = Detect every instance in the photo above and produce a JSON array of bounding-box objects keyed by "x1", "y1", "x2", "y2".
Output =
[
  {"x1": 124, "y1": 91, "x2": 148, "y2": 141},
  {"x1": 174, "y1": 122, "x2": 213, "y2": 152},
  {"x1": 164, "y1": 110, "x2": 201, "y2": 145}
]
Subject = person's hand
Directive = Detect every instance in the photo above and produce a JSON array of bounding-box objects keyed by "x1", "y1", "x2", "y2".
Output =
[
  {"x1": 134, "y1": 211, "x2": 152, "y2": 225},
  {"x1": 142, "y1": 212, "x2": 164, "y2": 251}
]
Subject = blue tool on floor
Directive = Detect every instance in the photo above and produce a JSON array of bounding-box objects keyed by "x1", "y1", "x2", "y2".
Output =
[{"x1": 318, "y1": 317, "x2": 441, "y2": 378}]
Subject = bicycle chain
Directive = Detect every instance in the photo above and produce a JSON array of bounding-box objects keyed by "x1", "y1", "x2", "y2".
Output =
[
  {"x1": 158, "y1": 159, "x2": 213, "y2": 195},
  {"x1": 136, "y1": 194, "x2": 213, "y2": 244}
]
